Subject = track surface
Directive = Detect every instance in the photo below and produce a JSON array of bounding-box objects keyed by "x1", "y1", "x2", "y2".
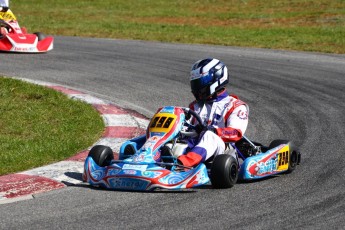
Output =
[{"x1": 1, "y1": 37, "x2": 344, "y2": 229}]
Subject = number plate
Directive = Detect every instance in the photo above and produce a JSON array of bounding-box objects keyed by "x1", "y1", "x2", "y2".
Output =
[
  {"x1": 149, "y1": 113, "x2": 176, "y2": 132},
  {"x1": 277, "y1": 145, "x2": 289, "y2": 171}
]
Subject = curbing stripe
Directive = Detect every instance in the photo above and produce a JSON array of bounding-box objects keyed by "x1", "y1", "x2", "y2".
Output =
[
  {"x1": 102, "y1": 114, "x2": 149, "y2": 128},
  {"x1": 68, "y1": 94, "x2": 108, "y2": 105},
  {"x1": 0, "y1": 78, "x2": 149, "y2": 203},
  {"x1": 103, "y1": 126, "x2": 146, "y2": 138},
  {"x1": 0, "y1": 174, "x2": 65, "y2": 200},
  {"x1": 47, "y1": 85, "x2": 85, "y2": 95},
  {"x1": 92, "y1": 137, "x2": 129, "y2": 152},
  {"x1": 21, "y1": 161, "x2": 85, "y2": 185}
]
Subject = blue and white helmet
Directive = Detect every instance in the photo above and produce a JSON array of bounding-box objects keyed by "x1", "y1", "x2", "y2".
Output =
[{"x1": 190, "y1": 58, "x2": 229, "y2": 101}]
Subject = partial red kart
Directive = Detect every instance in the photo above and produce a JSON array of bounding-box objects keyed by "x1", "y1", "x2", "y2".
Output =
[{"x1": 0, "y1": 9, "x2": 53, "y2": 53}]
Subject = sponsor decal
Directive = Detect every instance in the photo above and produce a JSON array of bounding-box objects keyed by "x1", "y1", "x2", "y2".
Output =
[
  {"x1": 123, "y1": 164, "x2": 148, "y2": 171},
  {"x1": 248, "y1": 158, "x2": 278, "y2": 176},
  {"x1": 123, "y1": 170, "x2": 137, "y2": 175},
  {"x1": 221, "y1": 129, "x2": 238, "y2": 136},
  {"x1": 247, "y1": 145, "x2": 290, "y2": 177},
  {"x1": 237, "y1": 110, "x2": 248, "y2": 120},
  {"x1": 109, "y1": 177, "x2": 149, "y2": 190},
  {"x1": 247, "y1": 151, "x2": 278, "y2": 177},
  {"x1": 13, "y1": 47, "x2": 36, "y2": 52}
]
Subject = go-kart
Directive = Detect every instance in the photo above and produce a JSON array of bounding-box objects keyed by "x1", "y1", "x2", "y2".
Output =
[
  {"x1": 83, "y1": 106, "x2": 301, "y2": 191},
  {"x1": 0, "y1": 9, "x2": 53, "y2": 53}
]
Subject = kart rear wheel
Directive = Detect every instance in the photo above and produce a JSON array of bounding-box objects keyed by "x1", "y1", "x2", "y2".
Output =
[
  {"x1": 34, "y1": 32, "x2": 46, "y2": 41},
  {"x1": 211, "y1": 154, "x2": 238, "y2": 189},
  {"x1": 88, "y1": 145, "x2": 114, "y2": 167},
  {"x1": 269, "y1": 140, "x2": 300, "y2": 173}
]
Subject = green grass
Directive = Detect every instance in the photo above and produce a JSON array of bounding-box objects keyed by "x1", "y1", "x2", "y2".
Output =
[
  {"x1": 0, "y1": 77, "x2": 104, "y2": 175},
  {"x1": 10, "y1": 0, "x2": 345, "y2": 53}
]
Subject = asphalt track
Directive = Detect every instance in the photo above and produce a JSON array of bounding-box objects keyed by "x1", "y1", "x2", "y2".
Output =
[{"x1": 0, "y1": 36, "x2": 345, "y2": 229}]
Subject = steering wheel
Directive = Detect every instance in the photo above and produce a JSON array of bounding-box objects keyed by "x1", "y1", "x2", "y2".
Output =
[
  {"x1": 0, "y1": 19, "x2": 11, "y2": 32},
  {"x1": 180, "y1": 108, "x2": 205, "y2": 137}
]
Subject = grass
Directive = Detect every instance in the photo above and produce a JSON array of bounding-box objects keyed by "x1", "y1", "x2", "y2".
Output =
[
  {"x1": 10, "y1": 0, "x2": 345, "y2": 54},
  {"x1": 0, "y1": 77, "x2": 104, "y2": 176}
]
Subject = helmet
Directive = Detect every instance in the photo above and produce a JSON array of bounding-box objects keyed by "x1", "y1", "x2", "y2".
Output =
[
  {"x1": 0, "y1": 0, "x2": 9, "y2": 8},
  {"x1": 190, "y1": 58, "x2": 229, "y2": 101}
]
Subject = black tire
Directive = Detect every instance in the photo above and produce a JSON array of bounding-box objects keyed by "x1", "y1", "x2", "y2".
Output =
[
  {"x1": 34, "y1": 32, "x2": 46, "y2": 41},
  {"x1": 210, "y1": 154, "x2": 238, "y2": 189},
  {"x1": 88, "y1": 145, "x2": 114, "y2": 167},
  {"x1": 269, "y1": 139, "x2": 300, "y2": 173}
]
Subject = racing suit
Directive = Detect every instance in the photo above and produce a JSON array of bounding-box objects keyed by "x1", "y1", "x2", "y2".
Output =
[{"x1": 177, "y1": 89, "x2": 249, "y2": 167}]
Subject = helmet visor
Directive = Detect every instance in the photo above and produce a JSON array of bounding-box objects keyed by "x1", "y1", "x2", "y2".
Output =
[
  {"x1": 190, "y1": 72, "x2": 213, "y2": 92},
  {"x1": 191, "y1": 72, "x2": 214, "y2": 101}
]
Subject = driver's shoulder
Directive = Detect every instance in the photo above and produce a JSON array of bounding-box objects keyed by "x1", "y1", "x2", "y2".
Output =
[
  {"x1": 229, "y1": 94, "x2": 247, "y2": 106},
  {"x1": 221, "y1": 94, "x2": 248, "y2": 114}
]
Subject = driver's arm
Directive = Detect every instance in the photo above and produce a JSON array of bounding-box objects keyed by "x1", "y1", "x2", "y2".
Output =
[{"x1": 215, "y1": 104, "x2": 249, "y2": 142}]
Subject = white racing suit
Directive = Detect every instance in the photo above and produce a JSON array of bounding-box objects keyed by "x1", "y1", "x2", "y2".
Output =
[{"x1": 177, "y1": 90, "x2": 249, "y2": 167}]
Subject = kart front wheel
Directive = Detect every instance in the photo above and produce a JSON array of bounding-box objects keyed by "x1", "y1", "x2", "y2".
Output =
[
  {"x1": 269, "y1": 140, "x2": 301, "y2": 173},
  {"x1": 88, "y1": 145, "x2": 114, "y2": 167},
  {"x1": 34, "y1": 32, "x2": 46, "y2": 41},
  {"x1": 211, "y1": 154, "x2": 238, "y2": 189}
]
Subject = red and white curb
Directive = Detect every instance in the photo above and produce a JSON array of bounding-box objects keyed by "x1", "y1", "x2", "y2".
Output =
[{"x1": 0, "y1": 78, "x2": 149, "y2": 204}]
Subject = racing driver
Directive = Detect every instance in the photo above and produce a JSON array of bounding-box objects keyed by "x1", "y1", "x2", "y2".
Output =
[
  {"x1": 177, "y1": 58, "x2": 249, "y2": 167},
  {"x1": 0, "y1": 0, "x2": 10, "y2": 37}
]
